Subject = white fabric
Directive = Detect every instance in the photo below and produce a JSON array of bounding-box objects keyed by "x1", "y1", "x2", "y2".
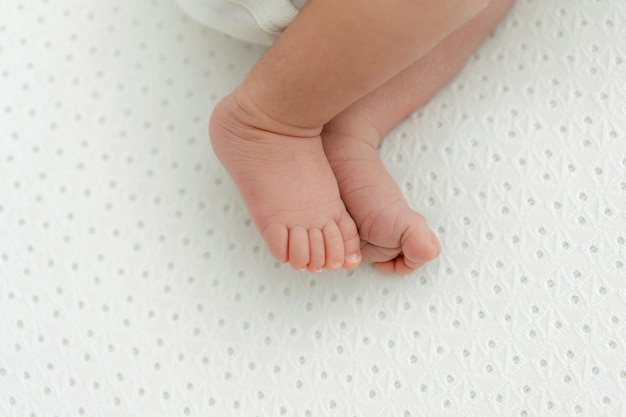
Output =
[
  {"x1": 177, "y1": 0, "x2": 301, "y2": 45},
  {"x1": 232, "y1": 0, "x2": 299, "y2": 34},
  {"x1": 1, "y1": 0, "x2": 625, "y2": 416}
]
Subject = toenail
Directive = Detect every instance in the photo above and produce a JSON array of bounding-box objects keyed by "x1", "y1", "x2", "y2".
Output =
[
  {"x1": 314, "y1": 267, "x2": 324, "y2": 273},
  {"x1": 331, "y1": 260, "x2": 343, "y2": 269},
  {"x1": 347, "y1": 253, "x2": 361, "y2": 264}
]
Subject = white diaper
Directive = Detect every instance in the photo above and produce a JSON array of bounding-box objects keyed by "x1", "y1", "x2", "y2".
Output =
[{"x1": 176, "y1": 0, "x2": 307, "y2": 46}]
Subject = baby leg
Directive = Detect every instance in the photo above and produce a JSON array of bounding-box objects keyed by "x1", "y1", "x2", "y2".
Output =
[
  {"x1": 211, "y1": 0, "x2": 492, "y2": 271},
  {"x1": 322, "y1": 0, "x2": 515, "y2": 273}
]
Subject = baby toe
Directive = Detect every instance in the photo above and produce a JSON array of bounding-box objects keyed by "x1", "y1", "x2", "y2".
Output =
[
  {"x1": 307, "y1": 228, "x2": 326, "y2": 273},
  {"x1": 401, "y1": 223, "x2": 440, "y2": 267},
  {"x1": 262, "y1": 223, "x2": 289, "y2": 263},
  {"x1": 375, "y1": 256, "x2": 425, "y2": 275},
  {"x1": 337, "y1": 214, "x2": 361, "y2": 269},
  {"x1": 288, "y1": 226, "x2": 310, "y2": 270},
  {"x1": 322, "y1": 221, "x2": 345, "y2": 270},
  {"x1": 360, "y1": 243, "x2": 401, "y2": 265},
  {"x1": 430, "y1": 230, "x2": 442, "y2": 257}
]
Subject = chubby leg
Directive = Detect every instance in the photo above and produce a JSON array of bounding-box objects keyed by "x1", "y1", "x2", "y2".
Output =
[
  {"x1": 323, "y1": 0, "x2": 515, "y2": 274},
  {"x1": 210, "y1": 0, "x2": 488, "y2": 271}
]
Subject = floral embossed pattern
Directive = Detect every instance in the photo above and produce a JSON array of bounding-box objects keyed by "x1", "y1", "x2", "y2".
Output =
[{"x1": 0, "y1": 0, "x2": 624, "y2": 415}]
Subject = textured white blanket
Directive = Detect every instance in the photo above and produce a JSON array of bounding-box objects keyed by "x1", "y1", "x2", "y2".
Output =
[{"x1": 0, "y1": 0, "x2": 624, "y2": 415}]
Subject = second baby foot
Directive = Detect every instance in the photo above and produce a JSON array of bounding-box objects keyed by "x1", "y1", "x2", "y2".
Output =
[
  {"x1": 322, "y1": 116, "x2": 441, "y2": 274},
  {"x1": 209, "y1": 90, "x2": 361, "y2": 272}
]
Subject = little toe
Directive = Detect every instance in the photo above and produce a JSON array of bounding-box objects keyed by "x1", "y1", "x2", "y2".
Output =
[
  {"x1": 322, "y1": 221, "x2": 345, "y2": 270},
  {"x1": 307, "y1": 229, "x2": 326, "y2": 273},
  {"x1": 262, "y1": 224, "x2": 289, "y2": 263},
  {"x1": 337, "y1": 214, "x2": 361, "y2": 269},
  {"x1": 288, "y1": 227, "x2": 310, "y2": 270}
]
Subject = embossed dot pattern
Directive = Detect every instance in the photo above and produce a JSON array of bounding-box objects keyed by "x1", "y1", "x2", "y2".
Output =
[{"x1": 1, "y1": 0, "x2": 625, "y2": 416}]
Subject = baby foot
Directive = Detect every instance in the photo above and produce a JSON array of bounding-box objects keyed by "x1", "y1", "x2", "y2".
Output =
[
  {"x1": 209, "y1": 90, "x2": 361, "y2": 272},
  {"x1": 322, "y1": 117, "x2": 441, "y2": 274}
]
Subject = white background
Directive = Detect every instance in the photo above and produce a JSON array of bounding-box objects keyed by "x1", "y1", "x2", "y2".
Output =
[{"x1": 1, "y1": 0, "x2": 625, "y2": 416}]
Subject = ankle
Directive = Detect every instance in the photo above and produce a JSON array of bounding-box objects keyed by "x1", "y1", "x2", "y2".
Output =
[
  {"x1": 232, "y1": 85, "x2": 323, "y2": 139},
  {"x1": 323, "y1": 114, "x2": 383, "y2": 154}
]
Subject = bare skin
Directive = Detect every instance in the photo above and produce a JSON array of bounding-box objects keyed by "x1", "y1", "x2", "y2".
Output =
[
  {"x1": 210, "y1": 93, "x2": 360, "y2": 272},
  {"x1": 209, "y1": 0, "x2": 514, "y2": 272},
  {"x1": 322, "y1": 0, "x2": 516, "y2": 273}
]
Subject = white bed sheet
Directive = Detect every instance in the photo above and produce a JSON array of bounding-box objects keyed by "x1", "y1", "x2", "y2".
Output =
[{"x1": 0, "y1": 0, "x2": 625, "y2": 416}]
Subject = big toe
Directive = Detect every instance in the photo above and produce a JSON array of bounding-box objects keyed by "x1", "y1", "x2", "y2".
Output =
[
  {"x1": 402, "y1": 225, "x2": 440, "y2": 263},
  {"x1": 365, "y1": 220, "x2": 441, "y2": 274},
  {"x1": 388, "y1": 228, "x2": 440, "y2": 274}
]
